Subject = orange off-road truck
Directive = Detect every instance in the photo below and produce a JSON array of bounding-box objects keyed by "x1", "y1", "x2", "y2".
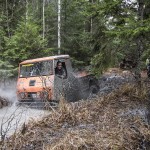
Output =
[{"x1": 16, "y1": 55, "x2": 99, "y2": 105}]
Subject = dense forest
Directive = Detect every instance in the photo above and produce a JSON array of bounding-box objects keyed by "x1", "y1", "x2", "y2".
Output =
[{"x1": 0, "y1": 0, "x2": 150, "y2": 78}]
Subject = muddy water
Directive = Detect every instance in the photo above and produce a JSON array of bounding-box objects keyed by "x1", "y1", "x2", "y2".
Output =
[
  {"x1": 0, "y1": 82, "x2": 50, "y2": 138},
  {"x1": 0, "y1": 104, "x2": 50, "y2": 139}
]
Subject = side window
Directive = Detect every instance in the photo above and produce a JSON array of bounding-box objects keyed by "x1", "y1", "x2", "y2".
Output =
[{"x1": 55, "y1": 60, "x2": 67, "y2": 79}]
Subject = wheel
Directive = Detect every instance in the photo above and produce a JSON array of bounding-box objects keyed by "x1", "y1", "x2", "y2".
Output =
[
  {"x1": 89, "y1": 85, "x2": 99, "y2": 94},
  {"x1": 147, "y1": 71, "x2": 150, "y2": 78},
  {"x1": 87, "y1": 85, "x2": 99, "y2": 99}
]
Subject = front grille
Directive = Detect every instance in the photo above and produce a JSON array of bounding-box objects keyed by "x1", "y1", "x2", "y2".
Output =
[
  {"x1": 27, "y1": 92, "x2": 37, "y2": 98},
  {"x1": 29, "y1": 80, "x2": 36, "y2": 86}
]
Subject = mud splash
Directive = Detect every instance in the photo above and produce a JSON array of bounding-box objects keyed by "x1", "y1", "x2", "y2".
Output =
[
  {"x1": 0, "y1": 84, "x2": 17, "y2": 103},
  {"x1": 0, "y1": 104, "x2": 50, "y2": 139},
  {"x1": 0, "y1": 81, "x2": 50, "y2": 140}
]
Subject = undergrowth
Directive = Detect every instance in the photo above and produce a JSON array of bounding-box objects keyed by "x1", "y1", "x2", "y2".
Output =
[{"x1": 1, "y1": 83, "x2": 150, "y2": 149}]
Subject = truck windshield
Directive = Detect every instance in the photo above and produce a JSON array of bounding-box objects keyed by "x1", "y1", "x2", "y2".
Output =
[{"x1": 19, "y1": 60, "x2": 53, "y2": 77}]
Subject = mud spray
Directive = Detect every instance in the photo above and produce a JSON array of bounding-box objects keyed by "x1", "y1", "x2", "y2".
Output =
[
  {"x1": 0, "y1": 81, "x2": 50, "y2": 139},
  {"x1": 0, "y1": 80, "x2": 17, "y2": 102}
]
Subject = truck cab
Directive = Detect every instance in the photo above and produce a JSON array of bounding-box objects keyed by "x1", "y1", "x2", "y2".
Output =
[{"x1": 17, "y1": 55, "x2": 99, "y2": 103}]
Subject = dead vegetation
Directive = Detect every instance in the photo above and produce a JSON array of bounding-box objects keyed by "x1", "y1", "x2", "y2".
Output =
[{"x1": 1, "y1": 83, "x2": 150, "y2": 149}]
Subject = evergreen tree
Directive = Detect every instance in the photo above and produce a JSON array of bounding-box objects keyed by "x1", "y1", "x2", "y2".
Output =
[
  {"x1": 0, "y1": 0, "x2": 149, "y2": 78},
  {"x1": 90, "y1": 0, "x2": 150, "y2": 76},
  {"x1": 4, "y1": 18, "x2": 47, "y2": 67}
]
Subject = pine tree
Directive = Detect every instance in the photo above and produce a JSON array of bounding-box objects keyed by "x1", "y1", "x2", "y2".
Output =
[{"x1": 4, "y1": 18, "x2": 47, "y2": 67}]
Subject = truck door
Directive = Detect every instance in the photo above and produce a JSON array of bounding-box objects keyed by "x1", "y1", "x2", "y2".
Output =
[
  {"x1": 54, "y1": 58, "x2": 80, "y2": 102},
  {"x1": 54, "y1": 59, "x2": 68, "y2": 100}
]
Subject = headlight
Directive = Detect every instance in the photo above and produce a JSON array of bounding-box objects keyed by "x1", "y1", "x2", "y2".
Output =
[
  {"x1": 19, "y1": 92, "x2": 26, "y2": 99},
  {"x1": 36, "y1": 92, "x2": 41, "y2": 99}
]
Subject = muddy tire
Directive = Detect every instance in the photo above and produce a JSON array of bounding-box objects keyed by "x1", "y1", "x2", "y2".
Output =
[
  {"x1": 88, "y1": 85, "x2": 99, "y2": 99},
  {"x1": 89, "y1": 85, "x2": 99, "y2": 94},
  {"x1": 147, "y1": 71, "x2": 150, "y2": 78}
]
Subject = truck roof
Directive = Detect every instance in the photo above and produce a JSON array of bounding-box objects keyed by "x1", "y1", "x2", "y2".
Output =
[{"x1": 20, "y1": 55, "x2": 70, "y2": 64}]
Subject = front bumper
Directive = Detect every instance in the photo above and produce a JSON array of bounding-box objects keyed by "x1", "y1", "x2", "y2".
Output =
[{"x1": 17, "y1": 91, "x2": 51, "y2": 101}]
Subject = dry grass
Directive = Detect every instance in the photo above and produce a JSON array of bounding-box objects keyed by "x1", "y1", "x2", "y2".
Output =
[{"x1": 1, "y1": 83, "x2": 150, "y2": 149}]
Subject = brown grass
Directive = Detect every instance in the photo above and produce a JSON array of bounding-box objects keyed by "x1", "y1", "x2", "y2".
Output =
[{"x1": 1, "y1": 83, "x2": 150, "y2": 149}]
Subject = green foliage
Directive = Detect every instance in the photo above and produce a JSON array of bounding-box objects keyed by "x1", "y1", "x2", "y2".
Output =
[
  {"x1": 0, "y1": 15, "x2": 6, "y2": 54},
  {"x1": 4, "y1": 18, "x2": 47, "y2": 66},
  {"x1": 90, "y1": 0, "x2": 150, "y2": 75},
  {"x1": 91, "y1": 53, "x2": 108, "y2": 76},
  {"x1": 44, "y1": 2, "x2": 58, "y2": 48},
  {"x1": 0, "y1": 60, "x2": 16, "y2": 79},
  {"x1": 61, "y1": 0, "x2": 94, "y2": 65},
  {"x1": 0, "y1": 0, "x2": 150, "y2": 78}
]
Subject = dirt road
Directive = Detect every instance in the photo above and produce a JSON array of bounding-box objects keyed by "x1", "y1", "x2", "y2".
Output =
[{"x1": 0, "y1": 69, "x2": 146, "y2": 140}]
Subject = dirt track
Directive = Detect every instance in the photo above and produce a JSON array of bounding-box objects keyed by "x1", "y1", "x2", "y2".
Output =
[
  {"x1": 2, "y1": 83, "x2": 150, "y2": 149},
  {"x1": 0, "y1": 68, "x2": 148, "y2": 144},
  {"x1": 0, "y1": 68, "x2": 139, "y2": 138}
]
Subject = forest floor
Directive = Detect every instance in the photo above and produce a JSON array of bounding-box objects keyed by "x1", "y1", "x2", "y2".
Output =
[{"x1": 1, "y1": 68, "x2": 150, "y2": 149}]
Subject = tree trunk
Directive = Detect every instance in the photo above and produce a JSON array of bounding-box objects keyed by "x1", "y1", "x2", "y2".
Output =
[
  {"x1": 26, "y1": 0, "x2": 28, "y2": 22},
  {"x1": 43, "y1": 0, "x2": 45, "y2": 40},
  {"x1": 58, "y1": 0, "x2": 61, "y2": 54},
  {"x1": 135, "y1": 0, "x2": 144, "y2": 84},
  {"x1": 6, "y1": 0, "x2": 10, "y2": 38}
]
